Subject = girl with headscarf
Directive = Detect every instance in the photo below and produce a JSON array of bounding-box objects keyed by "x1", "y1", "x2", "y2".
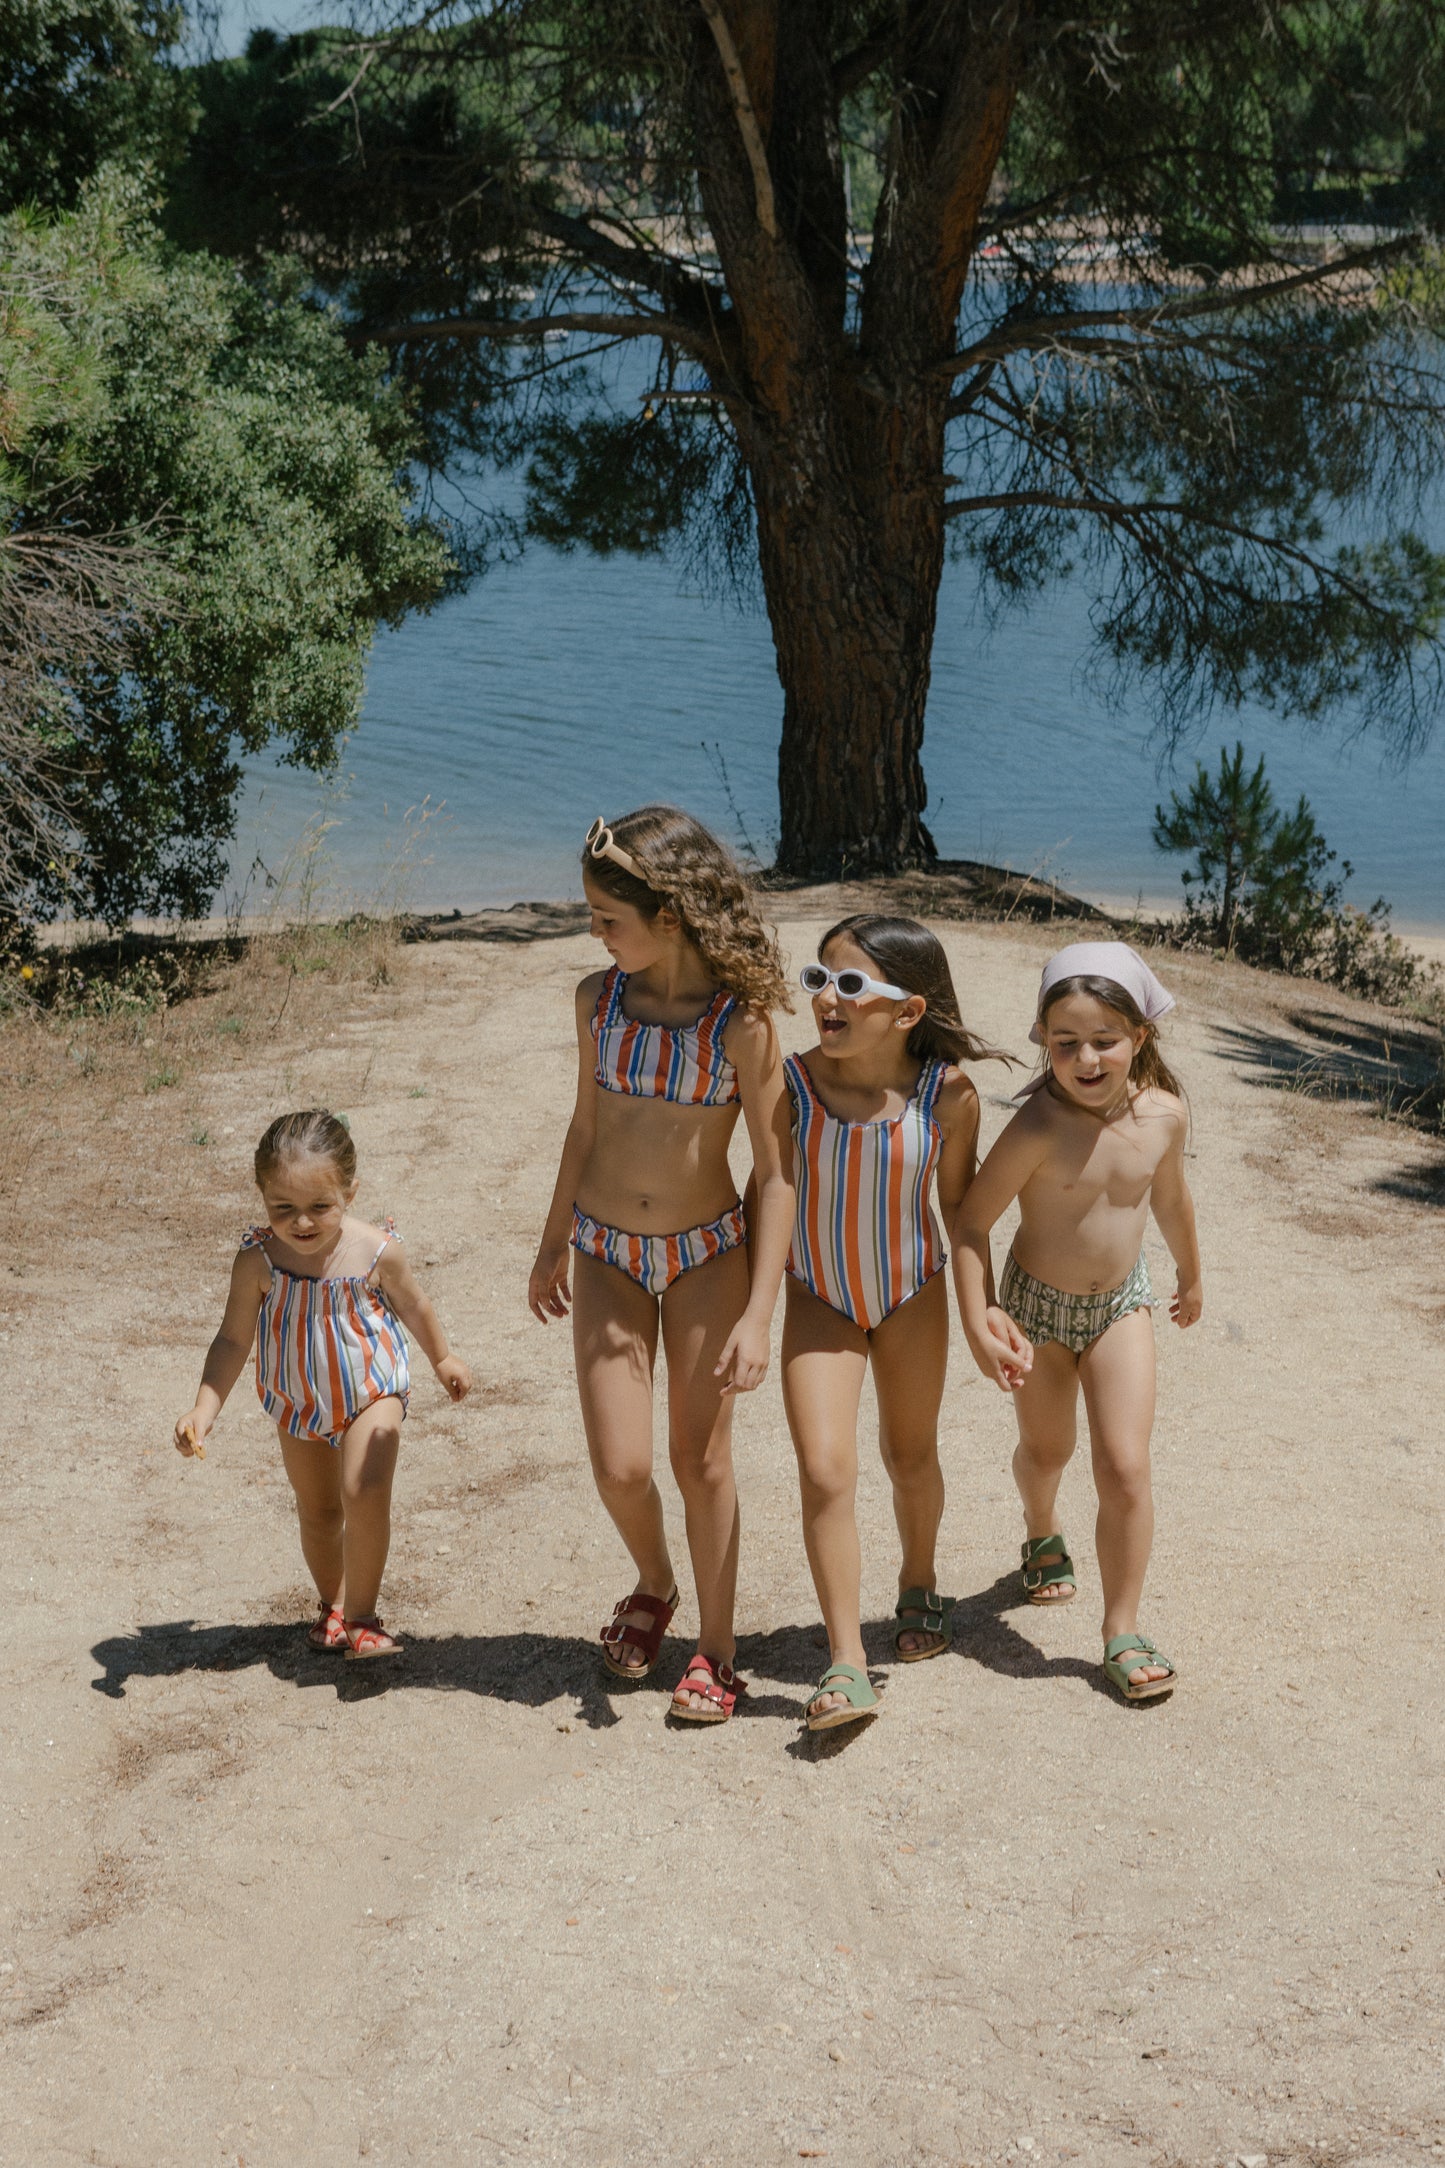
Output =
[{"x1": 951, "y1": 943, "x2": 1203, "y2": 1702}]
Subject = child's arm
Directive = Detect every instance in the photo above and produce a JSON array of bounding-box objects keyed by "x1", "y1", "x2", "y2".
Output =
[
  {"x1": 174, "y1": 1250, "x2": 267, "y2": 1455},
  {"x1": 528, "y1": 979, "x2": 601, "y2": 1324},
  {"x1": 1148, "y1": 1102, "x2": 1203, "y2": 1328},
  {"x1": 374, "y1": 1247, "x2": 472, "y2": 1398},
  {"x1": 715, "y1": 1011, "x2": 794, "y2": 1394},
  {"x1": 950, "y1": 1113, "x2": 1048, "y2": 1391},
  {"x1": 935, "y1": 1075, "x2": 1032, "y2": 1383}
]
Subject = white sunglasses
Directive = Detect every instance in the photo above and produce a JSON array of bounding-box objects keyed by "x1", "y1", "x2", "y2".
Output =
[
  {"x1": 585, "y1": 816, "x2": 649, "y2": 884},
  {"x1": 799, "y1": 962, "x2": 912, "y2": 1003}
]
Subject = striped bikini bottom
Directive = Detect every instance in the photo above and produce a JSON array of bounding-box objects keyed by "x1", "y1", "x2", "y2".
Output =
[
  {"x1": 571, "y1": 1199, "x2": 747, "y2": 1297},
  {"x1": 1000, "y1": 1249, "x2": 1156, "y2": 1355}
]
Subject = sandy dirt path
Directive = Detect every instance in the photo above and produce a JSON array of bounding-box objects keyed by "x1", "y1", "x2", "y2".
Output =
[{"x1": 3, "y1": 915, "x2": 1444, "y2": 2168}]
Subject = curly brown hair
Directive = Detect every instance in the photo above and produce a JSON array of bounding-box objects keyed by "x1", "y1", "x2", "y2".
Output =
[{"x1": 582, "y1": 805, "x2": 791, "y2": 1012}]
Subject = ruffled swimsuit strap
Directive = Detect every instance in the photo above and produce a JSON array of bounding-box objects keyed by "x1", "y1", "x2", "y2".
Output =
[
  {"x1": 366, "y1": 1217, "x2": 402, "y2": 1280},
  {"x1": 593, "y1": 965, "x2": 625, "y2": 1038},
  {"x1": 241, "y1": 1224, "x2": 276, "y2": 1273},
  {"x1": 916, "y1": 1058, "x2": 950, "y2": 1128}
]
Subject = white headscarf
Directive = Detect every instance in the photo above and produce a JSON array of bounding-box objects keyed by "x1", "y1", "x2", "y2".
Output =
[{"x1": 1015, "y1": 941, "x2": 1175, "y2": 1100}]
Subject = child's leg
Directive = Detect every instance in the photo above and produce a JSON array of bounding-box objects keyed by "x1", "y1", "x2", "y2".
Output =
[
  {"x1": 658, "y1": 1245, "x2": 750, "y2": 1689},
  {"x1": 1078, "y1": 1307, "x2": 1169, "y2": 1682},
  {"x1": 571, "y1": 1251, "x2": 673, "y2": 1667},
  {"x1": 869, "y1": 1273, "x2": 949, "y2": 1652},
  {"x1": 279, "y1": 1430, "x2": 345, "y2": 1610},
  {"x1": 1010, "y1": 1338, "x2": 1082, "y2": 1595},
  {"x1": 781, "y1": 1277, "x2": 870, "y2": 1714},
  {"x1": 336, "y1": 1395, "x2": 404, "y2": 1621}
]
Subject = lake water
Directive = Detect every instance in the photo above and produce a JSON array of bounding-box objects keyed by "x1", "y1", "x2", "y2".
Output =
[{"x1": 229, "y1": 537, "x2": 1445, "y2": 933}]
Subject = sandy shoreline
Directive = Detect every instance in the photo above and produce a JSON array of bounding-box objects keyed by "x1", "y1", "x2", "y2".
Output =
[{"x1": 3, "y1": 911, "x2": 1444, "y2": 2166}]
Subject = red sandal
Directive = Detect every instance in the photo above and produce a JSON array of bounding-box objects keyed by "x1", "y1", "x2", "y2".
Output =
[
  {"x1": 344, "y1": 1615, "x2": 402, "y2": 1660},
  {"x1": 599, "y1": 1587, "x2": 678, "y2": 1680},
  {"x1": 308, "y1": 1601, "x2": 348, "y2": 1651},
  {"x1": 670, "y1": 1651, "x2": 748, "y2": 1724}
]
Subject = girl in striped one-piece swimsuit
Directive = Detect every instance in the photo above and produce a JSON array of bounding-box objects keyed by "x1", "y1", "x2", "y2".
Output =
[
  {"x1": 529, "y1": 807, "x2": 795, "y2": 1725},
  {"x1": 175, "y1": 1110, "x2": 472, "y2": 1660},
  {"x1": 781, "y1": 915, "x2": 1018, "y2": 1732}
]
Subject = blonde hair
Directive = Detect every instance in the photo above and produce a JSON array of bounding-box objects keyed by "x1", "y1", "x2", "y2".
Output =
[
  {"x1": 582, "y1": 804, "x2": 790, "y2": 1012},
  {"x1": 254, "y1": 1109, "x2": 356, "y2": 1190}
]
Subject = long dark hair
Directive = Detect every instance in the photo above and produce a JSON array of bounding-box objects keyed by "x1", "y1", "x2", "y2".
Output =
[
  {"x1": 820, "y1": 915, "x2": 1010, "y2": 1068},
  {"x1": 1038, "y1": 975, "x2": 1184, "y2": 1096}
]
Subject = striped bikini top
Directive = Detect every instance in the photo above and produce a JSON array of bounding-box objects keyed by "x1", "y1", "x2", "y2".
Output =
[
  {"x1": 785, "y1": 1053, "x2": 950, "y2": 1333},
  {"x1": 592, "y1": 965, "x2": 739, "y2": 1106}
]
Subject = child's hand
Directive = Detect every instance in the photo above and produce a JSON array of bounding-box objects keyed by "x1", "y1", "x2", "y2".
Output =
[
  {"x1": 435, "y1": 1355, "x2": 472, "y2": 1401},
  {"x1": 528, "y1": 1245, "x2": 571, "y2": 1323},
  {"x1": 714, "y1": 1312, "x2": 770, "y2": 1395},
  {"x1": 970, "y1": 1309, "x2": 1034, "y2": 1392},
  {"x1": 174, "y1": 1410, "x2": 210, "y2": 1458},
  {"x1": 1171, "y1": 1278, "x2": 1203, "y2": 1329}
]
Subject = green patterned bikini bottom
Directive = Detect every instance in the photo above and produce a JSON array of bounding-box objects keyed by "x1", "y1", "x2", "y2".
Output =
[{"x1": 1000, "y1": 1249, "x2": 1156, "y2": 1355}]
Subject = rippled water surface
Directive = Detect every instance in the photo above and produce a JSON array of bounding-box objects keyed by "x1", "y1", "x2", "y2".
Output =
[{"x1": 229, "y1": 538, "x2": 1444, "y2": 930}]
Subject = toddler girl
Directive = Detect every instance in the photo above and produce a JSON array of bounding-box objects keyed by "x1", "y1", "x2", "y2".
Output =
[
  {"x1": 174, "y1": 1110, "x2": 471, "y2": 1657},
  {"x1": 952, "y1": 942, "x2": 1201, "y2": 1700},
  {"x1": 781, "y1": 915, "x2": 1018, "y2": 1732},
  {"x1": 529, "y1": 807, "x2": 793, "y2": 1724}
]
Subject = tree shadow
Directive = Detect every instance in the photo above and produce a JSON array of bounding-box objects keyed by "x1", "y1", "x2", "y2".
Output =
[
  {"x1": 1210, "y1": 1009, "x2": 1445, "y2": 1206},
  {"x1": 1211, "y1": 1008, "x2": 1444, "y2": 1130}
]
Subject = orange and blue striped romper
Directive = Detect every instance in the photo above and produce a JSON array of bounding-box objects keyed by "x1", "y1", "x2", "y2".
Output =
[
  {"x1": 785, "y1": 1054, "x2": 949, "y2": 1332},
  {"x1": 243, "y1": 1222, "x2": 410, "y2": 1445}
]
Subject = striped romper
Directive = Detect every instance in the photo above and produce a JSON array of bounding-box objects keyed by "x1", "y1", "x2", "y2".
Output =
[
  {"x1": 571, "y1": 965, "x2": 747, "y2": 1297},
  {"x1": 785, "y1": 1054, "x2": 950, "y2": 1332},
  {"x1": 243, "y1": 1221, "x2": 410, "y2": 1445}
]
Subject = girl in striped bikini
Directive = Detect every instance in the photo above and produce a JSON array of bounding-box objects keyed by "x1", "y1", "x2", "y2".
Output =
[
  {"x1": 174, "y1": 1110, "x2": 471, "y2": 1658},
  {"x1": 782, "y1": 916, "x2": 1024, "y2": 1731},
  {"x1": 529, "y1": 807, "x2": 794, "y2": 1724}
]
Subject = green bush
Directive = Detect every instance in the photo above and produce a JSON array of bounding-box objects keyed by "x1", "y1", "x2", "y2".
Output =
[{"x1": 1154, "y1": 741, "x2": 1443, "y2": 1018}]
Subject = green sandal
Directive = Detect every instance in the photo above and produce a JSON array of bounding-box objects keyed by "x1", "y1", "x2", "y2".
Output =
[
  {"x1": 805, "y1": 1662, "x2": 881, "y2": 1733},
  {"x1": 892, "y1": 1587, "x2": 956, "y2": 1662},
  {"x1": 1103, "y1": 1633, "x2": 1177, "y2": 1702},
  {"x1": 1021, "y1": 1534, "x2": 1077, "y2": 1605}
]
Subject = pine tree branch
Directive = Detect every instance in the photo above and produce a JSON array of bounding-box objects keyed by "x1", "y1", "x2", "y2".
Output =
[
  {"x1": 833, "y1": 13, "x2": 896, "y2": 100},
  {"x1": 347, "y1": 311, "x2": 711, "y2": 356},
  {"x1": 942, "y1": 236, "x2": 1421, "y2": 376},
  {"x1": 698, "y1": 0, "x2": 779, "y2": 240}
]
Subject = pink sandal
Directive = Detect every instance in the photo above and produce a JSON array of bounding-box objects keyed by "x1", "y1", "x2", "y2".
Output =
[
  {"x1": 344, "y1": 1615, "x2": 402, "y2": 1660},
  {"x1": 670, "y1": 1652, "x2": 748, "y2": 1724},
  {"x1": 308, "y1": 1602, "x2": 348, "y2": 1651},
  {"x1": 600, "y1": 1587, "x2": 678, "y2": 1680}
]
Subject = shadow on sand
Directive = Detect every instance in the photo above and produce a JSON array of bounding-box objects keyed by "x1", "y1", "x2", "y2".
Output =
[{"x1": 91, "y1": 1567, "x2": 1154, "y2": 1732}]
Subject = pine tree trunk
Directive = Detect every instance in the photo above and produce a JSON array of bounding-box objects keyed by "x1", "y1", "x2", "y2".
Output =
[{"x1": 747, "y1": 391, "x2": 947, "y2": 878}]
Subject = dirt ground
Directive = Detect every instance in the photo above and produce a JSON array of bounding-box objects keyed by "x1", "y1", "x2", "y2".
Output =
[{"x1": 3, "y1": 912, "x2": 1444, "y2": 2168}]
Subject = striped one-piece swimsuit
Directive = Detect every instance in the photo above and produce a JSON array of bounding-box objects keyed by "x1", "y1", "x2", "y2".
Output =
[
  {"x1": 571, "y1": 965, "x2": 747, "y2": 1294},
  {"x1": 785, "y1": 1054, "x2": 949, "y2": 1332},
  {"x1": 243, "y1": 1222, "x2": 410, "y2": 1445}
]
